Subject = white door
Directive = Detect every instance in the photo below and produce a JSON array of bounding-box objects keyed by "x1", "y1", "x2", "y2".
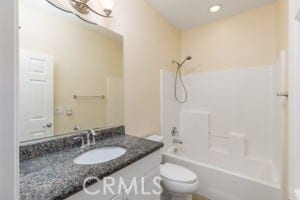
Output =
[{"x1": 19, "y1": 49, "x2": 54, "y2": 142}]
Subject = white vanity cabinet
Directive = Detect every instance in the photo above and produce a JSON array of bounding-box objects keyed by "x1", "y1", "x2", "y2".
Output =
[
  {"x1": 66, "y1": 150, "x2": 162, "y2": 200},
  {"x1": 112, "y1": 194, "x2": 123, "y2": 200},
  {"x1": 124, "y1": 167, "x2": 161, "y2": 200}
]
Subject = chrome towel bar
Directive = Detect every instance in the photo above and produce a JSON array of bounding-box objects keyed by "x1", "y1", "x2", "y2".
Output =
[
  {"x1": 276, "y1": 91, "x2": 289, "y2": 97},
  {"x1": 73, "y1": 94, "x2": 106, "y2": 99}
]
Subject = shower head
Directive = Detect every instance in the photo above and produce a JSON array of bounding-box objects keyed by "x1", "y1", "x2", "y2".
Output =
[
  {"x1": 179, "y1": 56, "x2": 192, "y2": 67},
  {"x1": 172, "y1": 56, "x2": 192, "y2": 68},
  {"x1": 186, "y1": 56, "x2": 192, "y2": 60}
]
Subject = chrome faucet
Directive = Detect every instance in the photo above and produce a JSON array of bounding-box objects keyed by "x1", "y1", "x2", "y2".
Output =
[
  {"x1": 73, "y1": 126, "x2": 97, "y2": 148},
  {"x1": 87, "y1": 129, "x2": 96, "y2": 146},
  {"x1": 173, "y1": 138, "x2": 183, "y2": 145}
]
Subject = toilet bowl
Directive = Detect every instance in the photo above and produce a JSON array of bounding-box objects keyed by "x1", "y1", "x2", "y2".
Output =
[
  {"x1": 146, "y1": 135, "x2": 199, "y2": 200},
  {"x1": 160, "y1": 163, "x2": 199, "y2": 200}
]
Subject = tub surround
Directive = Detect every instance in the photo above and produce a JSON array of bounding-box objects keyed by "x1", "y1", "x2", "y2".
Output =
[
  {"x1": 160, "y1": 67, "x2": 283, "y2": 200},
  {"x1": 19, "y1": 127, "x2": 163, "y2": 200}
]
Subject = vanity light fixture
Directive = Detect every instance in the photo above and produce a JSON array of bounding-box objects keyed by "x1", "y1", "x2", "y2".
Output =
[
  {"x1": 209, "y1": 4, "x2": 222, "y2": 13},
  {"x1": 69, "y1": 0, "x2": 114, "y2": 18}
]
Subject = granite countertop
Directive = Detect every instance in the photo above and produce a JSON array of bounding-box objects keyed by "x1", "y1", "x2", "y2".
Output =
[{"x1": 19, "y1": 134, "x2": 163, "y2": 200}]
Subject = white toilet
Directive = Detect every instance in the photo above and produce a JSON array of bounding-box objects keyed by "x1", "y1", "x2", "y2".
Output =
[{"x1": 146, "y1": 135, "x2": 199, "y2": 200}]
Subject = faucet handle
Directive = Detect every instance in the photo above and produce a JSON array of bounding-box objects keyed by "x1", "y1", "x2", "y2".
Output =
[
  {"x1": 73, "y1": 136, "x2": 86, "y2": 148},
  {"x1": 74, "y1": 125, "x2": 81, "y2": 133},
  {"x1": 171, "y1": 127, "x2": 179, "y2": 137}
]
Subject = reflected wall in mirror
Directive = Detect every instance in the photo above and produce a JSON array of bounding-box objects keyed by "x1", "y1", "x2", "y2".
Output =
[{"x1": 19, "y1": 0, "x2": 123, "y2": 142}]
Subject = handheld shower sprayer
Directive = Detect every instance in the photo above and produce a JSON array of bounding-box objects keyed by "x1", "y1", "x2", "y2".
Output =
[
  {"x1": 173, "y1": 56, "x2": 192, "y2": 103},
  {"x1": 172, "y1": 56, "x2": 192, "y2": 68}
]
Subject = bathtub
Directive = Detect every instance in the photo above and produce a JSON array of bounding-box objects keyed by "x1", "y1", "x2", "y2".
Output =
[{"x1": 162, "y1": 147, "x2": 282, "y2": 200}]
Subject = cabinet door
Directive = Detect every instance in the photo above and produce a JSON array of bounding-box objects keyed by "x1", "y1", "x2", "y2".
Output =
[
  {"x1": 124, "y1": 168, "x2": 161, "y2": 200},
  {"x1": 112, "y1": 193, "x2": 124, "y2": 200}
]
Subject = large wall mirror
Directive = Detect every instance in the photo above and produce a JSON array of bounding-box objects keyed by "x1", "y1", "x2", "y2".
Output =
[{"x1": 19, "y1": 0, "x2": 123, "y2": 142}]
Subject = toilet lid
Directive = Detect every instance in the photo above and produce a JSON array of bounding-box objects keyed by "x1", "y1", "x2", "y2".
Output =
[{"x1": 161, "y1": 163, "x2": 197, "y2": 183}]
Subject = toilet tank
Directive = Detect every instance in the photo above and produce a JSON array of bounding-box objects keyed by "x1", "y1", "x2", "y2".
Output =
[
  {"x1": 146, "y1": 135, "x2": 164, "y2": 142},
  {"x1": 146, "y1": 135, "x2": 164, "y2": 163}
]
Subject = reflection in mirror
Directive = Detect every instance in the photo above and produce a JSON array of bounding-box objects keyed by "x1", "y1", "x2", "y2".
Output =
[{"x1": 19, "y1": 0, "x2": 123, "y2": 142}]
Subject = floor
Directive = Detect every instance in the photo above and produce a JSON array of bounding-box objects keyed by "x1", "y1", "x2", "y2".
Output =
[{"x1": 193, "y1": 194, "x2": 210, "y2": 200}]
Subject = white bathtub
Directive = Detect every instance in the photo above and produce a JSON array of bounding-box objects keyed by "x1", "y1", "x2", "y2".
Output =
[{"x1": 163, "y1": 148, "x2": 282, "y2": 200}]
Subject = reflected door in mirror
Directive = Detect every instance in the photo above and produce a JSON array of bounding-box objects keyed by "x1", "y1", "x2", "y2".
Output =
[{"x1": 19, "y1": 50, "x2": 54, "y2": 141}]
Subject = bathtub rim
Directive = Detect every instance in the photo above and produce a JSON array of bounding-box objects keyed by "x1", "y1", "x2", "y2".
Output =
[{"x1": 163, "y1": 152, "x2": 281, "y2": 190}]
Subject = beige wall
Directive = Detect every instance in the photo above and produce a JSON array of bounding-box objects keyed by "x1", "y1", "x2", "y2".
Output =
[
  {"x1": 181, "y1": 2, "x2": 279, "y2": 74},
  {"x1": 48, "y1": 0, "x2": 181, "y2": 137},
  {"x1": 20, "y1": 1, "x2": 123, "y2": 135},
  {"x1": 69, "y1": 0, "x2": 182, "y2": 136},
  {"x1": 278, "y1": 0, "x2": 289, "y2": 51}
]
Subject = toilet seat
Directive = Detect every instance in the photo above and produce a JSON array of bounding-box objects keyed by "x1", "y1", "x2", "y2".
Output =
[{"x1": 161, "y1": 163, "x2": 197, "y2": 184}]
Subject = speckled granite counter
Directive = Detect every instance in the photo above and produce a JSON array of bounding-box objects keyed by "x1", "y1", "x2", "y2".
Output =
[{"x1": 19, "y1": 129, "x2": 163, "y2": 200}]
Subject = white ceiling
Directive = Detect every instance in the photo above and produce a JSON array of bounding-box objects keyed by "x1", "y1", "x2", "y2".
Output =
[{"x1": 146, "y1": 0, "x2": 276, "y2": 30}]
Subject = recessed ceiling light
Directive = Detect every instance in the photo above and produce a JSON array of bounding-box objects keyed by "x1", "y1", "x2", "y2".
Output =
[{"x1": 209, "y1": 5, "x2": 222, "y2": 13}]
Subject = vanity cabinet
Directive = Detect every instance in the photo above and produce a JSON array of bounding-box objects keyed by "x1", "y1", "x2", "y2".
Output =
[
  {"x1": 124, "y1": 167, "x2": 161, "y2": 200},
  {"x1": 112, "y1": 194, "x2": 123, "y2": 200},
  {"x1": 66, "y1": 150, "x2": 162, "y2": 200}
]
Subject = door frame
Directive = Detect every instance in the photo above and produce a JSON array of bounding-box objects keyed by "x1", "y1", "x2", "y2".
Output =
[
  {"x1": 0, "y1": 0, "x2": 18, "y2": 199},
  {"x1": 289, "y1": 0, "x2": 300, "y2": 199}
]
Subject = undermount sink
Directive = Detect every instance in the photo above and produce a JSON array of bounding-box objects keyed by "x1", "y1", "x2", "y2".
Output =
[{"x1": 73, "y1": 146, "x2": 126, "y2": 165}]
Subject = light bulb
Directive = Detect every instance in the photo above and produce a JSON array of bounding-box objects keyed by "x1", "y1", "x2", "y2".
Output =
[
  {"x1": 101, "y1": 0, "x2": 114, "y2": 10},
  {"x1": 209, "y1": 5, "x2": 222, "y2": 13}
]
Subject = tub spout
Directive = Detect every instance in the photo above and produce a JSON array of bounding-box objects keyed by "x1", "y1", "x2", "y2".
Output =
[{"x1": 173, "y1": 138, "x2": 183, "y2": 145}]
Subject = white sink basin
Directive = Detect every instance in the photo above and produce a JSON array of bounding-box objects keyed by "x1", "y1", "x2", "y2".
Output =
[{"x1": 73, "y1": 146, "x2": 126, "y2": 165}]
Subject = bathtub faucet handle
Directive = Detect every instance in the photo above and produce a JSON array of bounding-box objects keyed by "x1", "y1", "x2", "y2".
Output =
[{"x1": 171, "y1": 127, "x2": 179, "y2": 137}]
